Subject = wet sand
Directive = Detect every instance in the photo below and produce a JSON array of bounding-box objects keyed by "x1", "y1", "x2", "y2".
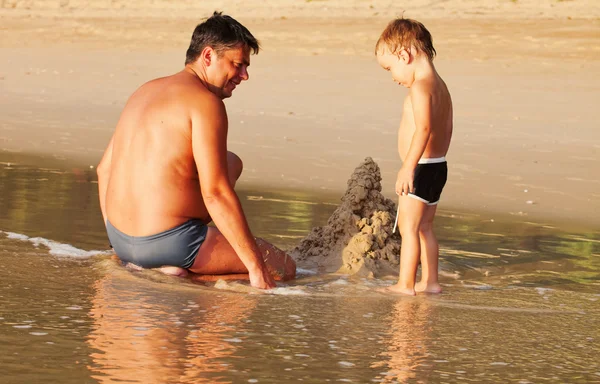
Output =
[{"x1": 0, "y1": 1, "x2": 599, "y2": 228}]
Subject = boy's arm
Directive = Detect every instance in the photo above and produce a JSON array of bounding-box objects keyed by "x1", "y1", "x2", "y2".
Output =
[{"x1": 397, "y1": 83, "x2": 432, "y2": 195}]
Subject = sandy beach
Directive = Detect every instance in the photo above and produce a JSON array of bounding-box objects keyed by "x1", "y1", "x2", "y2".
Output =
[
  {"x1": 1, "y1": 0, "x2": 599, "y2": 228},
  {"x1": 1, "y1": 4, "x2": 600, "y2": 381}
]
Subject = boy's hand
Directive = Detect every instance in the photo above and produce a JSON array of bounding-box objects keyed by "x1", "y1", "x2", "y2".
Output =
[{"x1": 396, "y1": 166, "x2": 415, "y2": 196}]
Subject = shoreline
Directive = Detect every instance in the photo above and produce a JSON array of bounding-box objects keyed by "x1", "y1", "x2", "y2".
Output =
[{"x1": 1, "y1": 152, "x2": 598, "y2": 232}]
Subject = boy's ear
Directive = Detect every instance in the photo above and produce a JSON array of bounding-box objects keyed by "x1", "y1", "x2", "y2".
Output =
[{"x1": 399, "y1": 48, "x2": 411, "y2": 64}]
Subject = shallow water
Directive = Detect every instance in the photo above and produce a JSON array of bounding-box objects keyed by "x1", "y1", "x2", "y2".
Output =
[{"x1": 1, "y1": 163, "x2": 599, "y2": 383}]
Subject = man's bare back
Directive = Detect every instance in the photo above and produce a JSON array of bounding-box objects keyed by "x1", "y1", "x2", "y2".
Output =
[
  {"x1": 96, "y1": 13, "x2": 295, "y2": 289},
  {"x1": 106, "y1": 71, "x2": 214, "y2": 236}
]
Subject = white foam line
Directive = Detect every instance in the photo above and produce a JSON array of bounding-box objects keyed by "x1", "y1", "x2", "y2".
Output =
[
  {"x1": 4, "y1": 232, "x2": 29, "y2": 241},
  {"x1": 296, "y1": 268, "x2": 317, "y2": 275},
  {"x1": 1, "y1": 231, "x2": 111, "y2": 258},
  {"x1": 269, "y1": 287, "x2": 308, "y2": 296}
]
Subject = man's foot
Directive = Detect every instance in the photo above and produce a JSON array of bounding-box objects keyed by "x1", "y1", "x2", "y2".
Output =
[
  {"x1": 159, "y1": 266, "x2": 189, "y2": 277},
  {"x1": 124, "y1": 262, "x2": 143, "y2": 271},
  {"x1": 191, "y1": 273, "x2": 250, "y2": 282},
  {"x1": 415, "y1": 281, "x2": 442, "y2": 294},
  {"x1": 376, "y1": 284, "x2": 416, "y2": 296}
]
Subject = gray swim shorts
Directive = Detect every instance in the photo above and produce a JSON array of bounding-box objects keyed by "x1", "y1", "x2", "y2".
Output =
[{"x1": 106, "y1": 219, "x2": 208, "y2": 269}]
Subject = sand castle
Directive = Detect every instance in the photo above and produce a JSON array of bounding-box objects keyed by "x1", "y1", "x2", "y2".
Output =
[{"x1": 291, "y1": 157, "x2": 401, "y2": 278}]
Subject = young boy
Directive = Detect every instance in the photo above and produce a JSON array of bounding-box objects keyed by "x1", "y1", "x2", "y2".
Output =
[{"x1": 375, "y1": 18, "x2": 453, "y2": 295}]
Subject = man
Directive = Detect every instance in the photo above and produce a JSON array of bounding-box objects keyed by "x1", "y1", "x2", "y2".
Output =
[{"x1": 96, "y1": 12, "x2": 295, "y2": 289}]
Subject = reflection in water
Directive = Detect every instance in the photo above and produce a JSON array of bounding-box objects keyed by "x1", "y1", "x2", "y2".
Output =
[
  {"x1": 87, "y1": 271, "x2": 256, "y2": 384},
  {"x1": 0, "y1": 164, "x2": 106, "y2": 249},
  {"x1": 0, "y1": 164, "x2": 338, "y2": 252},
  {"x1": 2, "y1": 163, "x2": 599, "y2": 292},
  {"x1": 1, "y1": 163, "x2": 600, "y2": 383},
  {"x1": 241, "y1": 190, "x2": 339, "y2": 251},
  {"x1": 372, "y1": 300, "x2": 432, "y2": 383}
]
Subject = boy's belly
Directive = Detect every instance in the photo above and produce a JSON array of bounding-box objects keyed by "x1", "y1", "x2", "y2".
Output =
[
  {"x1": 397, "y1": 125, "x2": 415, "y2": 161},
  {"x1": 398, "y1": 127, "x2": 449, "y2": 161}
]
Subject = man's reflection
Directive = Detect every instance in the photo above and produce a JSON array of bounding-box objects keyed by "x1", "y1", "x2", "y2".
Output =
[{"x1": 86, "y1": 273, "x2": 256, "y2": 383}]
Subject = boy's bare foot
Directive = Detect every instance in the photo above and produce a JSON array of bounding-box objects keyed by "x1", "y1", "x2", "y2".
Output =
[
  {"x1": 159, "y1": 266, "x2": 189, "y2": 277},
  {"x1": 415, "y1": 281, "x2": 442, "y2": 294},
  {"x1": 377, "y1": 284, "x2": 416, "y2": 296}
]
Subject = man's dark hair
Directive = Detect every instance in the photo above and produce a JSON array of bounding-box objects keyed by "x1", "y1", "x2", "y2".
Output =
[{"x1": 185, "y1": 11, "x2": 260, "y2": 65}]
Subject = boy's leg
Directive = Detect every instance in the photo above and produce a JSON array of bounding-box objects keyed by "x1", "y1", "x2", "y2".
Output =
[
  {"x1": 381, "y1": 195, "x2": 427, "y2": 295},
  {"x1": 415, "y1": 205, "x2": 442, "y2": 293}
]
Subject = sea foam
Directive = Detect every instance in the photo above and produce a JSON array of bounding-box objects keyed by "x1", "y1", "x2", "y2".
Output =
[{"x1": 1, "y1": 231, "x2": 110, "y2": 258}]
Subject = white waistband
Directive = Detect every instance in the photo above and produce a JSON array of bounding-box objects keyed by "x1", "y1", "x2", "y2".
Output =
[{"x1": 418, "y1": 156, "x2": 446, "y2": 164}]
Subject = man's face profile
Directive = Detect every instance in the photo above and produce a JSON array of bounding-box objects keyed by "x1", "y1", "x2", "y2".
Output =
[{"x1": 207, "y1": 45, "x2": 251, "y2": 99}]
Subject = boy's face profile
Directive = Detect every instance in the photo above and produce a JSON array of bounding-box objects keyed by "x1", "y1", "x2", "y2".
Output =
[{"x1": 376, "y1": 45, "x2": 412, "y2": 88}]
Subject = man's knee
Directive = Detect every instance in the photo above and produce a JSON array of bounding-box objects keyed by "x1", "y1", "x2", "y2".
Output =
[
  {"x1": 256, "y1": 237, "x2": 296, "y2": 281},
  {"x1": 227, "y1": 151, "x2": 243, "y2": 177},
  {"x1": 283, "y1": 254, "x2": 297, "y2": 281}
]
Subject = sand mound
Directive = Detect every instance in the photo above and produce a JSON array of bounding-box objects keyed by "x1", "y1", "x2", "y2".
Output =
[{"x1": 291, "y1": 157, "x2": 401, "y2": 278}]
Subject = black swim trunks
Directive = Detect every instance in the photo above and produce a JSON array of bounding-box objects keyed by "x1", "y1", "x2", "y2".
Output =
[
  {"x1": 408, "y1": 157, "x2": 448, "y2": 205},
  {"x1": 105, "y1": 219, "x2": 208, "y2": 269}
]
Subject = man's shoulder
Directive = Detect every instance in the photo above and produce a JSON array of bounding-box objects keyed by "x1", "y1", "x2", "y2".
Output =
[
  {"x1": 143, "y1": 74, "x2": 224, "y2": 109},
  {"x1": 190, "y1": 89, "x2": 225, "y2": 118},
  {"x1": 171, "y1": 74, "x2": 222, "y2": 108},
  {"x1": 186, "y1": 88, "x2": 227, "y2": 130}
]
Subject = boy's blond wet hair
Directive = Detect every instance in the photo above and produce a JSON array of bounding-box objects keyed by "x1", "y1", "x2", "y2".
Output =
[{"x1": 375, "y1": 18, "x2": 436, "y2": 61}]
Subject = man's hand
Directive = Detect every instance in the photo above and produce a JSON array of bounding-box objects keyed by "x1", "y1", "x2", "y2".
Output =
[
  {"x1": 248, "y1": 264, "x2": 276, "y2": 289},
  {"x1": 396, "y1": 166, "x2": 415, "y2": 196}
]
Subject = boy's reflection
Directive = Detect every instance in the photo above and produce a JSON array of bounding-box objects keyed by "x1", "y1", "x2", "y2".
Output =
[
  {"x1": 86, "y1": 274, "x2": 256, "y2": 383},
  {"x1": 372, "y1": 299, "x2": 432, "y2": 383}
]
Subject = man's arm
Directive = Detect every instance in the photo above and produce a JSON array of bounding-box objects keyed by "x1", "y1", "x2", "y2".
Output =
[
  {"x1": 396, "y1": 82, "x2": 432, "y2": 195},
  {"x1": 97, "y1": 135, "x2": 114, "y2": 225},
  {"x1": 192, "y1": 96, "x2": 275, "y2": 289}
]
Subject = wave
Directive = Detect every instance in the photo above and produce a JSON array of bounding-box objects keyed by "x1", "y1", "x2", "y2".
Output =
[{"x1": 1, "y1": 230, "x2": 111, "y2": 258}]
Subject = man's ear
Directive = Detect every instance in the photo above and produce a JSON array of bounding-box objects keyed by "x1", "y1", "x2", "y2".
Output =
[{"x1": 200, "y1": 47, "x2": 214, "y2": 67}]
